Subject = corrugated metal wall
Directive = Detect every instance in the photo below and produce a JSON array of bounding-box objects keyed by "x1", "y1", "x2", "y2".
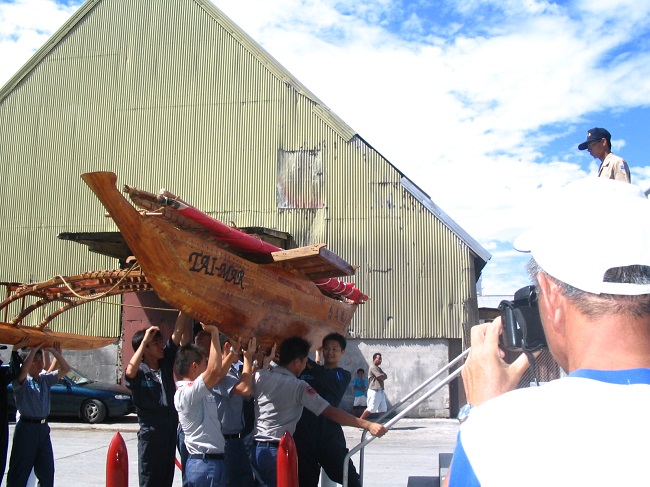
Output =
[{"x1": 0, "y1": 0, "x2": 486, "y2": 340}]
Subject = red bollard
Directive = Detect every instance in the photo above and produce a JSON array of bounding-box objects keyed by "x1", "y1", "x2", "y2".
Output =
[
  {"x1": 106, "y1": 431, "x2": 129, "y2": 487},
  {"x1": 277, "y1": 431, "x2": 298, "y2": 487}
]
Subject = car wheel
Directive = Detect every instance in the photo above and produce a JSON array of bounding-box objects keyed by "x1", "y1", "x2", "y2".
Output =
[{"x1": 81, "y1": 399, "x2": 107, "y2": 424}]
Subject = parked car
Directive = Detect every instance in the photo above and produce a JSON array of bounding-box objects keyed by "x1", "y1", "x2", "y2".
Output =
[{"x1": 6, "y1": 366, "x2": 134, "y2": 423}]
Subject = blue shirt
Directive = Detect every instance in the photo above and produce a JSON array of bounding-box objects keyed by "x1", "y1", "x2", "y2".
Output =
[
  {"x1": 212, "y1": 364, "x2": 245, "y2": 435},
  {"x1": 13, "y1": 370, "x2": 59, "y2": 419},
  {"x1": 354, "y1": 377, "x2": 368, "y2": 397}
]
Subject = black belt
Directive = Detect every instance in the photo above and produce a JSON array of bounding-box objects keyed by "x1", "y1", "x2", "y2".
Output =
[
  {"x1": 223, "y1": 433, "x2": 242, "y2": 440},
  {"x1": 188, "y1": 453, "x2": 224, "y2": 460},
  {"x1": 255, "y1": 441, "x2": 280, "y2": 448},
  {"x1": 20, "y1": 418, "x2": 47, "y2": 424}
]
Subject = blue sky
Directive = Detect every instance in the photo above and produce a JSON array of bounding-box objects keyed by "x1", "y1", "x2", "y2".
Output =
[{"x1": 2, "y1": 0, "x2": 650, "y2": 295}]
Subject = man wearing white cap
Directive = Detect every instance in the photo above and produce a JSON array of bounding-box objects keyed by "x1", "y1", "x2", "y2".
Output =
[{"x1": 443, "y1": 178, "x2": 650, "y2": 487}]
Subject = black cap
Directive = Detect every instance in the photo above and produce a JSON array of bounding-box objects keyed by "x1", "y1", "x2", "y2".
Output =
[{"x1": 578, "y1": 127, "x2": 611, "y2": 150}]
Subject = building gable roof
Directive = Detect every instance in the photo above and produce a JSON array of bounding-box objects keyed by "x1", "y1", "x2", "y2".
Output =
[{"x1": 0, "y1": 0, "x2": 489, "y2": 268}]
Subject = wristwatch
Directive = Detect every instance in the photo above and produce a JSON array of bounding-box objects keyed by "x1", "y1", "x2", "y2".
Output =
[{"x1": 457, "y1": 403, "x2": 473, "y2": 423}]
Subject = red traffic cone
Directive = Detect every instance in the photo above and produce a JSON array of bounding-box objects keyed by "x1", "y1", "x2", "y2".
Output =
[
  {"x1": 277, "y1": 431, "x2": 298, "y2": 487},
  {"x1": 106, "y1": 431, "x2": 128, "y2": 487}
]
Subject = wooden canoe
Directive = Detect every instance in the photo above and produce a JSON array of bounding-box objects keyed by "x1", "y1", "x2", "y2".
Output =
[
  {"x1": 81, "y1": 171, "x2": 362, "y2": 351},
  {"x1": 123, "y1": 182, "x2": 368, "y2": 303}
]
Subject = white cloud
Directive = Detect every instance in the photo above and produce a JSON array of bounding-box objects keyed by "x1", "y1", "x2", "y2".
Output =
[{"x1": 0, "y1": 0, "x2": 79, "y2": 84}]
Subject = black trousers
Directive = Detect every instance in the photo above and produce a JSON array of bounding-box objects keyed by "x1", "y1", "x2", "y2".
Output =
[
  {"x1": 138, "y1": 422, "x2": 178, "y2": 487},
  {"x1": 294, "y1": 420, "x2": 361, "y2": 487}
]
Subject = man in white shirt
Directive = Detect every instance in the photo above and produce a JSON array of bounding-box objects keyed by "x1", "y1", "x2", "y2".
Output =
[{"x1": 444, "y1": 178, "x2": 650, "y2": 487}]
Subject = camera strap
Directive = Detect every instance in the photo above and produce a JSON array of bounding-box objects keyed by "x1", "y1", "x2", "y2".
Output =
[
  {"x1": 518, "y1": 313, "x2": 540, "y2": 386},
  {"x1": 522, "y1": 347, "x2": 539, "y2": 386}
]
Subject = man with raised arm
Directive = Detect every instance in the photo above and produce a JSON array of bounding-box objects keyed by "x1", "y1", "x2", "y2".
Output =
[
  {"x1": 191, "y1": 331, "x2": 257, "y2": 487},
  {"x1": 175, "y1": 324, "x2": 236, "y2": 487},
  {"x1": 0, "y1": 339, "x2": 25, "y2": 482},
  {"x1": 7, "y1": 342, "x2": 70, "y2": 487},
  {"x1": 126, "y1": 311, "x2": 192, "y2": 487},
  {"x1": 252, "y1": 336, "x2": 388, "y2": 487}
]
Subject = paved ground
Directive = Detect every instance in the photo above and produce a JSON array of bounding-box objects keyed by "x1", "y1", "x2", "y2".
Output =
[{"x1": 1, "y1": 415, "x2": 459, "y2": 486}]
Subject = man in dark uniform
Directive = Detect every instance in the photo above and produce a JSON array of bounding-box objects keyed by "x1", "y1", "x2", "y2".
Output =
[
  {"x1": 0, "y1": 340, "x2": 24, "y2": 481},
  {"x1": 7, "y1": 342, "x2": 70, "y2": 487},
  {"x1": 293, "y1": 333, "x2": 362, "y2": 487},
  {"x1": 125, "y1": 312, "x2": 192, "y2": 487}
]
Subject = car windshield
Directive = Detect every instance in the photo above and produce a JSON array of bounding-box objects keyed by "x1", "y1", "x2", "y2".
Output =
[{"x1": 65, "y1": 368, "x2": 94, "y2": 385}]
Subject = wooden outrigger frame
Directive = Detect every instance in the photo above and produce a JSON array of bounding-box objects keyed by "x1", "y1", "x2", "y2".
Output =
[{"x1": 0, "y1": 268, "x2": 152, "y2": 349}]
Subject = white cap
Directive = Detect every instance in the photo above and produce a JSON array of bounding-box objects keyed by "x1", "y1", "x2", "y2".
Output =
[{"x1": 514, "y1": 178, "x2": 650, "y2": 295}]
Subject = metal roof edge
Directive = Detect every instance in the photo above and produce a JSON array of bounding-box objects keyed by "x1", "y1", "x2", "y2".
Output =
[
  {"x1": 0, "y1": 0, "x2": 103, "y2": 104},
  {"x1": 400, "y1": 177, "x2": 492, "y2": 263},
  {"x1": 347, "y1": 136, "x2": 491, "y2": 265}
]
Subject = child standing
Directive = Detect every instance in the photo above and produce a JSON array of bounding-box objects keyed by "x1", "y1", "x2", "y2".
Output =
[{"x1": 353, "y1": 368, "x2": 368, "y2": 417}]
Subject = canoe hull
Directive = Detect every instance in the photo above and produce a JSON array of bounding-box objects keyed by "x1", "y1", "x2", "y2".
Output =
[{"x1": 82, "y1": 172, "x2": 358, "y2": 351}]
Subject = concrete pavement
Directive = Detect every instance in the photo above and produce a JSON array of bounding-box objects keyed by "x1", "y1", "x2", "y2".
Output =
[{"x1": 2, "y1": 415, "x2": 459, "y2": 486}]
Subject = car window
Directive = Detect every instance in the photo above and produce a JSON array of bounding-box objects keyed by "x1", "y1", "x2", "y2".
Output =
[{"x1": 65, "y1": 368, "x2": 93, "y2": 385}]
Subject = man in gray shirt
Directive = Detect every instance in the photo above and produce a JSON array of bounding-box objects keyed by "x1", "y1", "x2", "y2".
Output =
[
  {"x1": 209, "y1": 333, "x2": 256, "y2": 487},
  {"x1": 360, "y1": 352, "x2": 388, "y2": 420},
  {"x1": 252, "y1": 336, "x2": 387, "y2": 487},
  {"x1": 175, "y1": 325, "x2": 235, "y2": 487}
]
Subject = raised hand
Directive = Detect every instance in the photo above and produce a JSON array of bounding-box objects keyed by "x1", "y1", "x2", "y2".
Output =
[{"x1": 461, "y1": 317, "x2": 534, "y2": 406}]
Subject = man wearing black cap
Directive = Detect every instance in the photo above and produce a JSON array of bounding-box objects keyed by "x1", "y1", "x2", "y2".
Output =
[{"x1": 578, "y1": 127, "x2": 630, "y2": 183}]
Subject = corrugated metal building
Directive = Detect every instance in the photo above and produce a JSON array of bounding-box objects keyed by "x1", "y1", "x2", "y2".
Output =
[{"x1": 0, "y1": 0, "x2": 490, "y2": 417}]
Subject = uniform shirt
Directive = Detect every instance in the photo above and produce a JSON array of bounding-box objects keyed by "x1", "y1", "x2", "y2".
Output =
[
  {"x1": 368, "y1": 364, "x2": 386, "y2": 390},
  {"x1": 299, "y1": 359, "x2": 351, "y2": 407},
  {"x1": 13, "y1": 370, "x2": 59, "y2": 419},
  {"x1": 253, "y1": 365, "x2": 329, "y2": 442},
  {"x1": 449, "y1": 368, "x2": 650, "y2": 487},
  {"x1": 295, "y1": 359, "x2": 352, "y2": 446},
  {"x1": 175, "y1": 375, "x2": 225, "y2": 455},
  {"x1": 0, "y1": 352, "x2": 22, "y2": 422},
  {"x1": 212, "y1": 364, "x2": 245, "y2": 435},
  {"x1": 126, "y1": 338, "x2": 178, "y2": 426},
  {"x1": 598, "y1": 152, "x2": 630, "y2": 183}
]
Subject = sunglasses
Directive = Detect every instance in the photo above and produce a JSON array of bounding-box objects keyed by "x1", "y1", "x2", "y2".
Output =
[{"x1": 587, "y1": 138, "x2": 603, "y2": 148}]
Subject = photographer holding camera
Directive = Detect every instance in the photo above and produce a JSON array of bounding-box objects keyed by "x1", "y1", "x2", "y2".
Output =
[{"x1": 444, "y1": 177, "x2": 650, "y2": 487}]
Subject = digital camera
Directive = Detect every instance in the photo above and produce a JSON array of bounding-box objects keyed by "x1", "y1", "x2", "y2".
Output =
[{"x1": 498, "y1": 285, "x2": 547, "y2": 351}]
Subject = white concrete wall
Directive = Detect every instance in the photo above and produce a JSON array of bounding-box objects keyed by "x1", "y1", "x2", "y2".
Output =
[
  {"x1": 0, "y1": 343, "x2": 122, "y2": 385},
  {"x1": 332, "y1": 339, "x2": 453, "y2": 418}
]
